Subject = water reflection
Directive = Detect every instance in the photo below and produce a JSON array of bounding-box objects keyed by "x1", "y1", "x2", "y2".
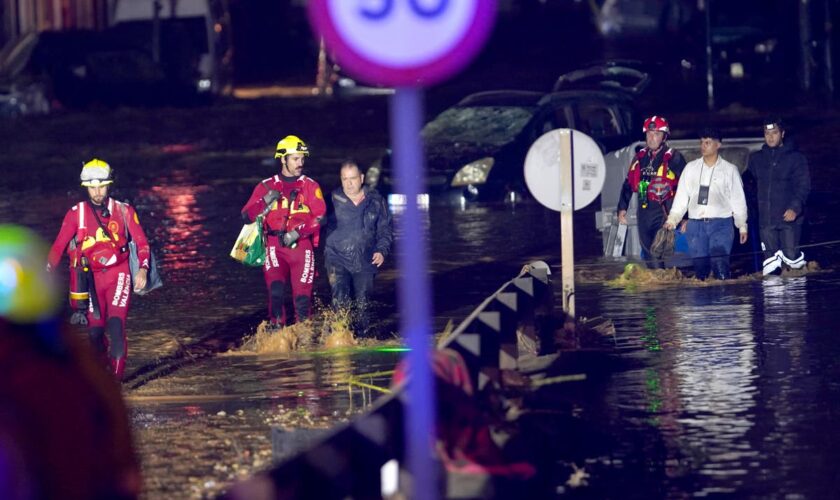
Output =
[
  {"x1": 671, "y1": 291, "x2": 757, "y2": 494},
  {"x1": 147, "y1": 182, "x2": 210, "y2": 272},
  {"x1": 586, "y1": 274, "x2": 840, "y2": 498}
]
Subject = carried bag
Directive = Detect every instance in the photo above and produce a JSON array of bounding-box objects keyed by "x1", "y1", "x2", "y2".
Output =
[
  {"x1": 650, "y1": 226, "x2": 676, "y2": 262},
  {"x1": 128, "y1": 239, "x2": 163, "y2": 295},
  {"x1": 114, "y1": 202, "x2": 163, "y2": 295},
  {"x1": 230, "y1": 215, "x2": 266, "y2": 267}
]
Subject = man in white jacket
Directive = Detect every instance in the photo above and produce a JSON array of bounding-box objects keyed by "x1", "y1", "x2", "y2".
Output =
[{"x1": 665, "y1": 128, "x2": 748, "y2": 280}]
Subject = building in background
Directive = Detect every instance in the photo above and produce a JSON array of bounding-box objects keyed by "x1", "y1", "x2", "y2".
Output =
[
  {"x1": 0, "y1": 0, "x2": 231, "y2": 113},
  {"x1": 1, "y1": 0, "x2": 107, "y2": 46}
]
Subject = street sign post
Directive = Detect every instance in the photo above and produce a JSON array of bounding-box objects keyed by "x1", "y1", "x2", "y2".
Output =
[
  {"x1": 524, "y1": 129, "x2": 606, "y2": 318},
  {"x1": 308, "y1": 2, "x2": 497, "y2": 498}
]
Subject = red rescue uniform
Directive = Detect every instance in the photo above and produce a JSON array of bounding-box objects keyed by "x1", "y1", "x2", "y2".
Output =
[
  {"x1": 48, "y1": 198, "x2": 150, "y2": 377},
  {"x1": 242, "y1": 174, "x2": 326, "y2": 325}
]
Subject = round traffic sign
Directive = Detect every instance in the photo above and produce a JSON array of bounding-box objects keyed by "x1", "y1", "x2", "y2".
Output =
[
  {"x1": 307, "y1": 0, "x2": 497, "y2": 87},
  {"x1": 524, "y1": 129, "x2": 606, "y2": 212}
]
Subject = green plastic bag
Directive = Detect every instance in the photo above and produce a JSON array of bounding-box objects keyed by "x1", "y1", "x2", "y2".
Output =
[{"x1": 230, "y1": 216, "x2": 266, "y2": 267}]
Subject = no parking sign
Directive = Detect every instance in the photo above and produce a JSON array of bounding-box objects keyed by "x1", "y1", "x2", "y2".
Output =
[{"x1": 308, "y1": 0, "x2": 497, "y2": 87}]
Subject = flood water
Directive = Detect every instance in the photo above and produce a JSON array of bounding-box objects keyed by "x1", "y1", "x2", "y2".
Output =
[
  {"x1": 569, "y1": 273, "x2": 840, "y2": 499},
  {"x1": 2, "y1": 98, "x2": 840, "y2": 498}
]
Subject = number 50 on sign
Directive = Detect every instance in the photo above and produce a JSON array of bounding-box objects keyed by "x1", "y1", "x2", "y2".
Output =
[{"x1": 308, "y1": 0, "x2": 497, "y2": 87}]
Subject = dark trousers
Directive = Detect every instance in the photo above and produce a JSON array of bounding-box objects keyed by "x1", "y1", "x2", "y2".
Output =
[
  {"x1": 327, "y1": 263, "x2": 376, "y2": 335},
  {"x1": 638, "y1": 203, "x2": 667, "y2": 268},
  {"x1": 685, "y1": 217, "x2": 735, "y2": 280},
  {"x1": 760, "y1": 219, "x2": 803, "y2": 261}
]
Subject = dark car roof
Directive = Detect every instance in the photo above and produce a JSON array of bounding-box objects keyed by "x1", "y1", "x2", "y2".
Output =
[
  {"x1": 551, "y1": 64, "x2": 652, "y2": 95},
  {"x1": 455, "y1": 90, "x2": 545, "y2": 108},
  {"x1": 538, "y1": 89, "x2": 635, "y2": 106}
]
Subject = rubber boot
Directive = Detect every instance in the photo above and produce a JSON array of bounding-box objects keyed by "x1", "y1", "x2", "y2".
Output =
[
  {"x1": 88, "y1": 326, "x2": 109, "y2": 367},
  {"x1": 106, "y1": 317, "x2": 127, "y2": 379},
  {"x1": 110, "y1": 356, "x2": 126, "y2": 380},
  {"x1": 294, "y1": 295, "x2": 311, "y2": 322},
  {"x1": 269, "y1": 280, "x2": 287, "y2": 328},
  {"x1": 763, "y1": 252, "x2": 782, "y2": 276},
  {"x1": 780, "y1": 250, "x2": 806, "y2": 270}
]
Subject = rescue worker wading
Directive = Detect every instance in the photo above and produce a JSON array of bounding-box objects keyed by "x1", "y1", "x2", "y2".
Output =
[
  {"x1": 241, "y1": 135, "x2": 326, "y2": 328},
  {"x1": 617, "y1": 116, "x2": 687, "y2": 268},
  {"x1": 47, "y1": 159, "x2": 151, "y2": 379}
]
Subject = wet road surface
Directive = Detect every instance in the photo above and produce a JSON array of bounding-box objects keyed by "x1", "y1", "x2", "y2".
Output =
[{"x1": 2, "y1": 97, "x2": 840, "y2": 498}]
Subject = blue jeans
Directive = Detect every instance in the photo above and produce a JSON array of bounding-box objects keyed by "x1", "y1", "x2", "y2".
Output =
[
  {"x1": 327, "y1": 263, "x2": 376, "y2": 334},
  {"x1": 685, "y1": 217, "x2": 735, "y2": 280}
]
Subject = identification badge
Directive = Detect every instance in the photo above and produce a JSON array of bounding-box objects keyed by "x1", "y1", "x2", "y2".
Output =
[{"x1": 698, "y1": 185, "x2": 710, "y2": 206}]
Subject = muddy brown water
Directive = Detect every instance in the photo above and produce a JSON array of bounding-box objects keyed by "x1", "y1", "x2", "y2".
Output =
[{"x1": 3, "y1": 98, "x2": 840, "y2": 498}]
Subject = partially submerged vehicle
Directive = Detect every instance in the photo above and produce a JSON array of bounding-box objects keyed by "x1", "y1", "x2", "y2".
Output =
[
  {"x1": 597, "y1": 137, "x2": 766, "y2": 264},
  {"x1": 367, "y1": 89, "x2": 637, "y2": 205}
]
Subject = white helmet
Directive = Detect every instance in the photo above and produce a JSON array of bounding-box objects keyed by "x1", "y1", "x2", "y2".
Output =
[{"x1": 80, "y1": 158, "x2": 114, "y2": 187}]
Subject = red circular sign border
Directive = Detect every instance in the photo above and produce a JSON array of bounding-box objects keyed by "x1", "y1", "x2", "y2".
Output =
[{"x1": 308, "y1": 0, "x2": 497, "y2": 88}]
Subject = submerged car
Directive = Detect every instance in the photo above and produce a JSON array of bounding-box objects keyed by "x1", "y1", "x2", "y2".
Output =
[{"x1": 367, "y1": 89, "x2": 637, "y2": 204}]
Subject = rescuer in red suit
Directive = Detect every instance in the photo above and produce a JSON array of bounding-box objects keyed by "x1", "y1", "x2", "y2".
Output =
[
  {"x1": 47, "y1": 159, "x2": 151, "y2": 379},
  {"x1": 241, "y1": 135, "x2": 327, "y2": 328}
]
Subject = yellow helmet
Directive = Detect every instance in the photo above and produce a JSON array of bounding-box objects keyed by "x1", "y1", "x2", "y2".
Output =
[
  {"x1": 80, "y1": 158, "x2": 114, "y2": 187},
  {"x1": 274, "y1": 135, "x2": 309, "y2": 159}
]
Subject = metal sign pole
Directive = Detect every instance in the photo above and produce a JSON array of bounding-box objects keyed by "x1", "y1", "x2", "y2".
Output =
[
  {"x1": 390, "y1": 87, "x2": 436, "y2": 499},
  {"x1": 307, "y1": 3, "x2": 497, "y2": 496},
  {"x1": 526, "y1": 128, "x2": 604, "y2": 321},
  {"x1": 559, "y1": 130, "x2": 575, "y2": 319}
]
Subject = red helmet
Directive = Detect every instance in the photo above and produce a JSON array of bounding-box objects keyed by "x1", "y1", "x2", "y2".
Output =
[{"x1": 643, "y1": 116, "x2": 670, "y2": 134}]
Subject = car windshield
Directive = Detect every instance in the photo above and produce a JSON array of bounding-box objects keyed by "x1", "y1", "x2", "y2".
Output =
[
  {"x1": 679, "y1": 146, "x2": 752, "y2": 174},
  {"x1": 422, "y1": 105, "x2": 536, "y2": 147}
]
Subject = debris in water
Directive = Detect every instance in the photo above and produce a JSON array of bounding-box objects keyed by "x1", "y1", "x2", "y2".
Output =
[{"x1": 566, "y1": 463, "x2": 590, "y2": 488}]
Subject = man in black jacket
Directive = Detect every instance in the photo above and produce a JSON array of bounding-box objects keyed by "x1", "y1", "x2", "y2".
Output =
[
  {"x1": 748, "y1": 118, "x2": 811, "y2": 275},
  {"x1": 325, "y1": 161, "x2": 393, "y2": 335}
]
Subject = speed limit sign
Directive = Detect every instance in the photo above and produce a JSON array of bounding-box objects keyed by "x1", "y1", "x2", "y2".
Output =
[{"x1": 308, "y1": 0, "x2": 497, "y2": 87}]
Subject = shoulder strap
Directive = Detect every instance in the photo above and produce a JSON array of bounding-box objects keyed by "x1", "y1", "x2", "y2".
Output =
[
  {"x1": 77, "y1": 202, "x2": 86, "y2": 230},
  {"x1": 116, "y1": 201, "x2": 132, "y2": 241}
]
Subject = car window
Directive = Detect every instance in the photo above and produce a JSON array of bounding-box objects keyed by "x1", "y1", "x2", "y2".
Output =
[
  {"x1": 533, "y1": 106, "x2": 571, "y2": 134},
  {"x1": 421, "y1": 105, "x2": 536, "y2": 147},
  {"x1": 574, "y1": 102, "x2": 623, "y2": 139},
  {"x1": 677, "y1": 146, "x2": 751, "y2": 174}
]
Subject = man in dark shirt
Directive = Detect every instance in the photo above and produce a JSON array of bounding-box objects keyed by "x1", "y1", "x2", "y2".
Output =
[{"x1": 324, "y1": 161, "x2": 393, "y2": 336}]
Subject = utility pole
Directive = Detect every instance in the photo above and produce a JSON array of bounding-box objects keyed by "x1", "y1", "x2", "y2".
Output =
[
  {"x1": 704, "y1": 0, "x2": 714, "y2": 110},
  {"x1": 799, "y1": 0, "x2": 813, "y2": 92},
  {"x1": 824, "y1": 0, "x2": 834, "y2": 98},
  {"x1": 152, "y1": 0, "x2": 162, "y2": 63}
]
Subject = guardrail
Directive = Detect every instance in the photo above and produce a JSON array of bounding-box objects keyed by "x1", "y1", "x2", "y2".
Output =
[{"x1": 224, "y1": 261, "x2": 556, "y2": 499}]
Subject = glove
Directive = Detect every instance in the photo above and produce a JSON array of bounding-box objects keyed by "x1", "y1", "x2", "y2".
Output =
[
  {"x1": 70, "y1": 310, "x2": 88, "y2": 326},
  {"x1": 282, "y1": 230, "x2": 300, "y2": 248},
  {"x1": 262, "y1": 189, "x2": 281, "y2": 206}
]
